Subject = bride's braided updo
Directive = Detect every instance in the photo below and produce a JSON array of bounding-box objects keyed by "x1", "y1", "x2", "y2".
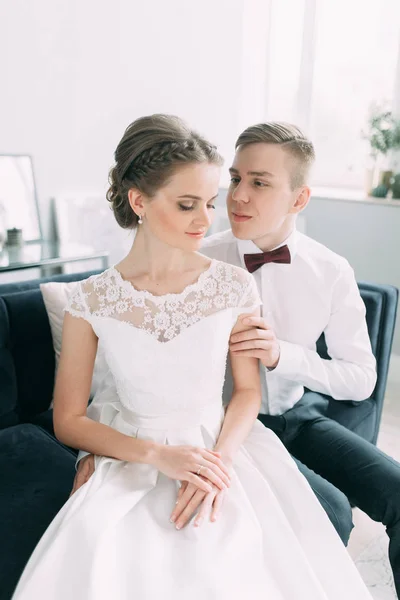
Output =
[{"x1": 106, "y1": 114, "x2": 223, "y2": 229}]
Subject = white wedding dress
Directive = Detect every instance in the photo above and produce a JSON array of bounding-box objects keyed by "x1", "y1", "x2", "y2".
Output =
[{"x1": 12, "y1": 259, "x2": 371, "y2": 600}]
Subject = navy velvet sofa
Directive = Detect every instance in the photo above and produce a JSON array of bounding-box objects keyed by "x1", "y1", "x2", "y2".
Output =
[
  {"x1": 0, "y1": 270, "x2": 397, "y2": 599},
  {"x1": 0, "y1": 269, "x2": 100, "y2": 600}
]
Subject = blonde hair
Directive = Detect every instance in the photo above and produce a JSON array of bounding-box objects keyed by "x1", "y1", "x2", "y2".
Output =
[{"x1": 235, "y1": 122, "x2": 315, "y2": 189}]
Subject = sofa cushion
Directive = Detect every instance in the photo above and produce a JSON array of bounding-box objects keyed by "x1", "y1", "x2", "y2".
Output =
[
  {"x1": 40, "y1": 281, "x2": 108, "y2": 404},
  {"x1": 28, "y1": 408, "x2": 79, "y2": 456},
  {"x1": 361, "y1": 289, "x2": 383, "y2": 357},
  {"x1": 0, "y1": 423, "x2": 75, "y2": 600},
  {"x1": 359, "y1": 283, "x2": 398, "y2": 414},
  {"x1": 0, "y1": 270, "x2": 102, "y2": 421},
  {"x1": 3, "y1": 290, "x2": 56, "y2": 421},
  {"x1": 0, "y1": 298, "x2": 19, "y2": 429},
  {"x1": 29, "y1": 408, "x2": 56, "y2": 436}
]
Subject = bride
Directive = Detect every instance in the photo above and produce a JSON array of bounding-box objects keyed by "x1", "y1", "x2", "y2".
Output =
[{"x1": 12, "y1": 114, "x2": 371, "y2": 599}]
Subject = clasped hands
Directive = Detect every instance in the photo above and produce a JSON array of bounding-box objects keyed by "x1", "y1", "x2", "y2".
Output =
[
  {"x1": 72, "y1": 447, "x2": 232, "y2": 530},
  {"x1": 170, "y1": 454, "x2": 232, "y2": 530}
]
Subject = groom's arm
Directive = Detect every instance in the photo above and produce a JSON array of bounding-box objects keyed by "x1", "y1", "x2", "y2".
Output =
[
  {"x1": 272, "y1": 260, "x2": 376, "y2": 401},
  {"x1": 230, "y1": 261, "x2": 377, "y2": 402}
]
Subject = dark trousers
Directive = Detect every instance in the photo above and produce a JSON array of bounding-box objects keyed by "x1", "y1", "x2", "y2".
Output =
[{"x1": 258, "y1": 391, "x2": 400, "y2": 597}]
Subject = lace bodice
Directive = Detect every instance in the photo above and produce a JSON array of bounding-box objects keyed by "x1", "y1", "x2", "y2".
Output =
[
  {"x1": 66, "y1": 260, "x2": 260, "y2": 343},
  {"x1": 64, "y1": 259, "x2": 261, "y2": 416}
]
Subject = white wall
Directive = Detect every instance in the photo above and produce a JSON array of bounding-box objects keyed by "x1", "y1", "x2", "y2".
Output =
[{"x1": 0, "y1": 0, "x2": 270, "y2": 238}]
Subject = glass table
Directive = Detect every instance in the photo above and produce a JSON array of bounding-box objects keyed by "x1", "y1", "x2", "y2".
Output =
[{"x1": 0, "y1": 241, "x2": 109, "y2": 275}]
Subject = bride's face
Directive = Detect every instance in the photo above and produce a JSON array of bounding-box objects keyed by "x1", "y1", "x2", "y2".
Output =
[{"x1": 132, "y1": 163, "x2": 220, "y2": 251}]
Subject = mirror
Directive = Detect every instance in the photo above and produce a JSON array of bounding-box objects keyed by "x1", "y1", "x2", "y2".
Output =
[{"x1": 0, "y1": 155, "x2": 42, "y2": 243}]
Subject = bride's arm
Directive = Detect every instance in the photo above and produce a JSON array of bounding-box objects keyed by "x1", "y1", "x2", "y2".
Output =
[
  {"x1": 54, "y1": 313, "x2": 229, "y2": 493},
  {"x1": 53, "y1": 313, "x2": 157, "y2": 464},
  {"x1": 169, "y1": 308, "x2": 261, "y2": 529},
  {"x1": 213, "y1": 308, "x2": 262, "y2": 465}
]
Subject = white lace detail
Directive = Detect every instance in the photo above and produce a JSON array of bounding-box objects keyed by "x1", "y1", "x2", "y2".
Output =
[
  {"x1": 65, "y1": 260, "x2": 260, "y2": 343},
  {"x1": 64, "y1": 286, "x2": 88, "y2": 320}
]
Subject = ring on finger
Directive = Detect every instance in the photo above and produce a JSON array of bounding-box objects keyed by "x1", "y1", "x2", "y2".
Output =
[{"x1": 196, "y1": 466, "x2": 203, "y2": 476}]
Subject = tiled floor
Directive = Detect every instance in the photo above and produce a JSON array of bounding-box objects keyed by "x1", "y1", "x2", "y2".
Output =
[{"x1": 348, "y1": 356, "x2": 400, "y2": 598}]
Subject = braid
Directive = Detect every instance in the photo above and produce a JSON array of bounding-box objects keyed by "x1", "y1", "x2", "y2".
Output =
[
  {"x1": 125, "y1": 140, "x2": 198, "y2": 182},
  {"x1": 106, "y1": 115, "x2": 222, "y2": 229}
]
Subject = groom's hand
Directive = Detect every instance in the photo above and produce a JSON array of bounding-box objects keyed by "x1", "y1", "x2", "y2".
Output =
[
  {"x1": 70, "y1": 454, "x2": 95, "y2": 497},
  {"x1": 229, "y1": 315, "x2": 280, "y2": 369}
]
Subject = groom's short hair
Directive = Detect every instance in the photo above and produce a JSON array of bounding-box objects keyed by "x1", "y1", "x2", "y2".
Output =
[{"x1": 235, "y1": 122, "x2": 315, "y2": 189}]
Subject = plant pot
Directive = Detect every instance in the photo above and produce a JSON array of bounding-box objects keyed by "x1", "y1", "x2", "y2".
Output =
[
  {"x1": 391, "y1": 173, "x2": 400, "y2": 199},
  {"x1": 378, "y1": 170, "x2": 393, "y2": 188}
]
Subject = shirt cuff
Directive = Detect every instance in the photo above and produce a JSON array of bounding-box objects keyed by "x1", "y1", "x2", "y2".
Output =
[
  {"x1": 271, "y1": 340, "x2": 303, "y2": 379},
  {"x1": 75, "y1": 450, "x2": 90, "y2": 471}
]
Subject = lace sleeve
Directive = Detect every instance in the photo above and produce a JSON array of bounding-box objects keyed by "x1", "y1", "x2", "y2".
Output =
[
  {"x1": 64, "y1": 281, "x2": 89, "y2": 321},
  {"x1": 237, "y1": 275, "x2": 262, "y2": 314}
]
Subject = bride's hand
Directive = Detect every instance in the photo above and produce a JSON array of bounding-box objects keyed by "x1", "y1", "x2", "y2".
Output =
[
  {"x1": 170, "y1": 481, "x2": 226, "y2": 530},
  {"x1": 152, "y1": 445, "x2": 231, "y2": 493}
]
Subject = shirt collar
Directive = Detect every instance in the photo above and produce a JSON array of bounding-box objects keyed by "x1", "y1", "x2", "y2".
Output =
[{"x1": 237, "y1": 227, "x2": 298, "y2": 270}]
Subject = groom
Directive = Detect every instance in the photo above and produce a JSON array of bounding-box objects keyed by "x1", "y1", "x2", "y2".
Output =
[{"x1": 73, "y1": 122, "x2": 400, "y2": 592}]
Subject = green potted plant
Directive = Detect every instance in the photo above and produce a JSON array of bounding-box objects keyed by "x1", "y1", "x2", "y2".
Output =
[{"x1": 363, "y1": 105, "x2": 400, "y2": 197}]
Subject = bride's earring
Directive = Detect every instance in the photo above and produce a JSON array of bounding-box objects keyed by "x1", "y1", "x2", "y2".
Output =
[{"x1": 138, "y1": 215, "x2": 143, "y2": 225}]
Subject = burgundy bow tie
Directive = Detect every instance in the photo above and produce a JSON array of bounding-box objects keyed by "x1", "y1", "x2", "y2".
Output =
[{"x1": 244, "y1": 245, "x2": 291, "y2": 273}]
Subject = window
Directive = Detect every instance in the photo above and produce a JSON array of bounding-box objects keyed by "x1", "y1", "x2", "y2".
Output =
[{"x1": 265, "y1": 0, "x2": 400, "y2": 190}]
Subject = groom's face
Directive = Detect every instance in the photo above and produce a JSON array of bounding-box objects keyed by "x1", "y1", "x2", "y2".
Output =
[{"x1": 226, "y1": 143, "x2": 304, "y2": 243}]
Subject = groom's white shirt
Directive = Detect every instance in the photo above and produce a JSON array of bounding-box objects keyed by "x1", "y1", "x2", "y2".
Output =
[
  {"x1": 76, "y1": 226, "x2": 376, "y2": 465},
  {"x1": 201, "y1": 228, "x2": 376, "y2": 415}
]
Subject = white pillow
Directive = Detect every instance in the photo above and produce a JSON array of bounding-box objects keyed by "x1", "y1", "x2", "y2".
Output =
[{"x1": 40, "y1": 281, "x2": 108, "y2": 405}]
